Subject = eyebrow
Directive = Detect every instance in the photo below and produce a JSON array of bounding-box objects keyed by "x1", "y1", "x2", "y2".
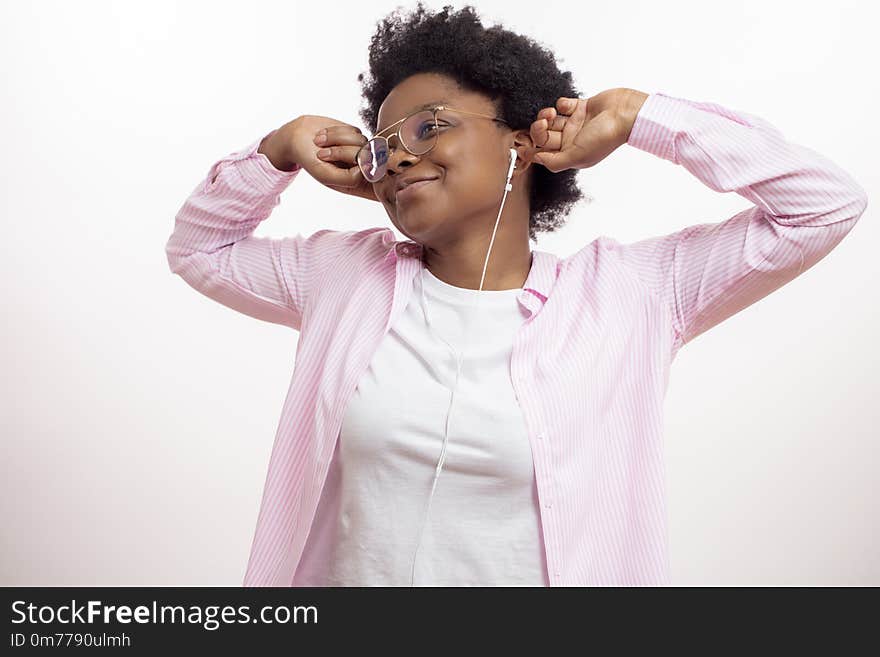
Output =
[
  {"x1": 413, "y1": 100, "x2": 447, "y2": 111},
  {"x1": 376, "y1": 100, "x2": 449, "y2": 134}
]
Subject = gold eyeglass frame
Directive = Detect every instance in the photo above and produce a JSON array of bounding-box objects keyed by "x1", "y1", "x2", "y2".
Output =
[{"x1": 356, "y1": 105, "x2": 510, "y2": 182}]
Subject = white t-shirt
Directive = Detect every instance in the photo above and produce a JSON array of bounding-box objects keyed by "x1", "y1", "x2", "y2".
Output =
[{"x1": 292, "y1": 260, "x2": 549, "y2": 586}]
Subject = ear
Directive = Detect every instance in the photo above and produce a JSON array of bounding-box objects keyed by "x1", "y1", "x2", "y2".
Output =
[{"x1": 510, "y1": 129, "x2": 539, "y2": 178}]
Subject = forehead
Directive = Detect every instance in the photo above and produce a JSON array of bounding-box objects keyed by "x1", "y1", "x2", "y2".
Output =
[{"x1": 376, "y1": 72, "x2": 493, "y2": 132}]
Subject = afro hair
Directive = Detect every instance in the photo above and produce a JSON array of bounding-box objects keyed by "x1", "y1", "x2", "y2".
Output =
[{"x1": 357, "y1": 2, "x2": 590, "y2": 241}]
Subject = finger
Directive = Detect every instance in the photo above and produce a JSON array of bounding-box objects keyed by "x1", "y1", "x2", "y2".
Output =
[
  {"x1": 555, "y1": 96, "x2": 581, "y2": 116},
  {"x1": 533, "y1": 141, "x2": 590, "y2": 173},
  {"x1": 559, "y1": 97, "x2": 588, "y2": 135},
  {"x1": 569, "y1": 97, "x2": 588, "y2": 122},
  {"x1": 537, "y1": 128, "x2": 563, "y2": 152},
  {"x1": 315, "y1": 127, "x2": 368, "y2": 146},
  {"x1": 537, "y1": 110, "x2": 567, "y2": 126},
  {"x1": 313, "y1": 128, "x2": 368, "y2": 158},
  {"x1": 536, "y1": 107, "x2": 562, "y2": 129},
  {"x1": 530, "y1": 115, "x2": 565, "y2": 148},
  {"x1": 555, "y1": 97, "x2": 587, "y2": 122},
  {"x1": 316, "y1": 144, "x2": 363, "y2": 165},
  {"x1": 530, "y1": 117, "x2": 551, "y2": 148},
  {"x1": 323, "y1": 124, "x2": 365, "y2": 136},
  {"x1": 547, "y1": 115, "x2": 567, "y2": 131},
  {"x1": 319, "y1": 162, "x2": 365, "y2": 188},
  {"x1": 524, "y1": 144, "x2": 549, "y2": 165}
]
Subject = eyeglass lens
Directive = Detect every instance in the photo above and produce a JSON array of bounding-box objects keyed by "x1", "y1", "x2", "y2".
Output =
[{"x1": 357, "y1": 110, "x2": 439, "y2": 183}]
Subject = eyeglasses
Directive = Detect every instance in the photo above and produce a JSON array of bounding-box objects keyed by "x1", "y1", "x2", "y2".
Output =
[{"x1": 356, "y1": 105, "x2": 509, "y2": 183}]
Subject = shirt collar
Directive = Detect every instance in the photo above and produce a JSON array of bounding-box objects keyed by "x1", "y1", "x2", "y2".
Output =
[{"x1": 384, "y1": 233, "x2": 558, "y2": 309}]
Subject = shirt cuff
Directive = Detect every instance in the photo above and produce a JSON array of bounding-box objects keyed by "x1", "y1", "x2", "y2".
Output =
[
  {"x1": 625, "y1": 92, "x2": 680, "y2": 164},
  {"x1": 234, "y1": 128, "x2": 303, "y2": 193}
]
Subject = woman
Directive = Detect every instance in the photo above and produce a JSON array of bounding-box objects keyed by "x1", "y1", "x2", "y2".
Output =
[{"x1": 165, "y1": 4, "x2": 868, "y2": 586}]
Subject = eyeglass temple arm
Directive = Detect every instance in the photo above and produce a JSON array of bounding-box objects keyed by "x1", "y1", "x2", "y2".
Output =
[
  {"x1": 435, "y1": 105, "x2": 510, "y2": 126},
  {"x1": 371, "y1": 105, "x2": 508, "y2": 139}
]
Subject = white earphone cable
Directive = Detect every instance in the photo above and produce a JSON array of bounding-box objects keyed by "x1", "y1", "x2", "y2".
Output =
[{"x1": 409, "y1": 148, "x2": 518, "y2": 586}]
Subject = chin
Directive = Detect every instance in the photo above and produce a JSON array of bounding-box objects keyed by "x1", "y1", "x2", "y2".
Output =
[
  {"x1": 386, "y1": 215, "x2": 418, "y2": 242},
  {"x1": 399, "y1": 214, "x2": 436, "y2": 239},
  {"x1": 399, "y1": 211, "x2": 447, "y2": 243}
]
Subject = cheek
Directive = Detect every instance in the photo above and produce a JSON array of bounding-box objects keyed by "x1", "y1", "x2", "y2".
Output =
[
  {"x1": 444, "y1": 138, "x2": 501, "y2": 179},
  {"x1": 442, "y1": 153, "x2": 500, "y2": 198}
]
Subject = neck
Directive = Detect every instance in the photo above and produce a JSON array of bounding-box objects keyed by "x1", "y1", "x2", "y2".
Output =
[{"x1": 421, "y1": 230, "x2": 532, "y2": 290}]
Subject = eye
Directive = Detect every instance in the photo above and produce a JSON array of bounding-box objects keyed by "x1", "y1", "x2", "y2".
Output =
[
  {"x1": 417, "y1": 121, "x2": 448, "y2": 138},
  {"x1": 416, "y1": 122, "x2": 437, "y2": 138}
]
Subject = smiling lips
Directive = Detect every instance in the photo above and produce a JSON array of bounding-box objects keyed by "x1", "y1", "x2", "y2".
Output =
[{"x1": 395, "y1": 178, "x2": 437, "y2": 201}]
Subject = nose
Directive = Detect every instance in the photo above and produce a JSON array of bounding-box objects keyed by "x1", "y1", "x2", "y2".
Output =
[{"x1": 384, "y1": 134, "x2": 421, "y2": 177}]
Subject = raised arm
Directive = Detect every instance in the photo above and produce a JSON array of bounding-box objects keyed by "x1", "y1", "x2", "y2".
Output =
[
  {"x1": 611, "y1": 92, "x2": 868, "y2": 355},
  {"x1": 164, "y1": 129, "x2": 351, "y2": 331}
]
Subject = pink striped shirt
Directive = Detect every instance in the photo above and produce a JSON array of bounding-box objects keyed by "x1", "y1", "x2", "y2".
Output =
[{"x1": 166, "y1": 92, "x2": 867, "y2": 586}]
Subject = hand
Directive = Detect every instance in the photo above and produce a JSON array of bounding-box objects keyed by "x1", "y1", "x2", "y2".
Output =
[
  {"x1": 528, "y1": 88, "x2": 649, "y2": 172},
  {"x1": 259, "y1": 116, "x2": 379, "y2": 202}
]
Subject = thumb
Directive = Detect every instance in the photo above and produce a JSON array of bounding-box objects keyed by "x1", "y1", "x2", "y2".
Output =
[{"x1": 533, "y1": 150, "x2": 569, "y2": 172}]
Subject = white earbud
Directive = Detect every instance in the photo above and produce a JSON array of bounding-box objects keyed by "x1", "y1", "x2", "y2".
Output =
[
  {"x1": 506, "y1": 148, "x2": 517, "y2": 183},
  {"x1": 503, "y1": 148, "x2": 518, "y2": 192}
]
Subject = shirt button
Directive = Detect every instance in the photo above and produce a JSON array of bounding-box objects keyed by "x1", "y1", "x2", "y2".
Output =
[
  {"x1": 545, "y1": 502, "x2": 552, "y2": 509},
  {"x1": 537, "y1": 433, "x2": 544, "y2": 440}
]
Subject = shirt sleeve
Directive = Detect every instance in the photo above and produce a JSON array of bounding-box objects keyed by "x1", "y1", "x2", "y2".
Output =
[
  {"x1": 165, "y1": 129, "x2": 351, "y2": 331},
  {"x1": 613, "y1": 92, "x2": 869, "y2": 355}
]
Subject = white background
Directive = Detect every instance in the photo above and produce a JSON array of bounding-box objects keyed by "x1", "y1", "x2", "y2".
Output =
[{"x1": 1, "y1": 0, "x2": 876, "y2": 585}]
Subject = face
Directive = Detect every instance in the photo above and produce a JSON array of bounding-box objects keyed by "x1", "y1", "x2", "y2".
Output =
[{"x1": 372, "y1": 72, "x2": 520, "y2": 249}]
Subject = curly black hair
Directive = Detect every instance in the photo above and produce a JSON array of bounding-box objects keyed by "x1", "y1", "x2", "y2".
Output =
[{"x1": 356, "y1": 2, "x2": 590, "y2": 242}]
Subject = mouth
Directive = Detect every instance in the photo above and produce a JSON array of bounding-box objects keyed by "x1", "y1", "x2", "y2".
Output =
[{"x1": 395, "y1": 178, "x2": 438, "y2": 201}]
